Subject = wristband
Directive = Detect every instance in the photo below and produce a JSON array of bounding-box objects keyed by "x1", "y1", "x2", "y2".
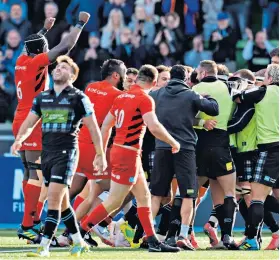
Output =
[
  {"x1": 38, "y1": 28, "x2": 48, "y2": 36},
  {"x1": 198, "y1": 119, "x2": 205, "y2": 127},
  {"x1": 75, "y1": 21, "x2": 86, "y2": 30}
]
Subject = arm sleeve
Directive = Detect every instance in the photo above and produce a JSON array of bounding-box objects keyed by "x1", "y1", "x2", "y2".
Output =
[
  {"x1": 31, "y1": 96, "x2": 42, "y2": 117},
  {"x1": 264, "y1": 40, "x2": 275, "y2": 53},
  {"x1": 29, "y1": 53, "x2": 50, "y2": 70},
  {"x1": 77, "y1": 94, "x2": 94, "y2": 118},
  {"x1": 242, "y1": 40, "x2": 254, "y2": 60},
  {"x1": 240, "y1": 86, "x2": 266, "y2": 104},
  {"x1": 227, "y1": 106, "x2": 255, "y2": 134},
  {"x1": 139, "y1": 96, "x2": 155, "y2": 116},
  {"x1": 193, "y1": 93, "x2": 219, "y2": 116}
]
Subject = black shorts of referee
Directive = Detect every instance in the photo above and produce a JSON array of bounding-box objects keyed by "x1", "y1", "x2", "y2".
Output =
[{"x1": 150, "y1": 148, "x2": 198, "y2": 199}]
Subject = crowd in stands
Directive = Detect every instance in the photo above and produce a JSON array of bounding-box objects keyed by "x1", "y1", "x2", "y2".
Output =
[{"x1": 0, "y1": 0, "x2": 278, "y2": 122}]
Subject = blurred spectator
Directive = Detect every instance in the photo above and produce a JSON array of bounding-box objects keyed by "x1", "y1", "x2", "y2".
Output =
[
  {"x1": 78, "y1": 32, "x2": 111, "y2": 87},
  {"x1": 0, "y1": 72, "x2": 11, "y2": 123},
  {"x1": 66, "y1": 0, "x2": 104, "y2": 47},
  {"x1": 32, "y1": 0, "x2": 71, "y2": 24},
  {"x1": 66, "y1": 0, "x2": 104, "y2": 32},
  {"x1": 0, "y1": 3, "x2": 32, "y2": 44},
  {"x1": 129, "y1": 5, "x2": 156, "y2": 45},
  {"x1": 101, "y1": 9, "x2": 125, "y2": 51},
  {"x1": 115, "y1": 27, "x2": 148, "y2": 68},
  {"x1": 242, "y1": 29, "x2": 275, "y2": 72},
  {"x1": 103, "y1": 0, "x2": 133, "y2": 23},
  {"x1": 209, "y1": 12, "x2": 237, "y2": 72},
  {"x1": 155, "y1": 12, "x2": 184, "y2": 54},
  {"x1": 4, "y1": 0, "x2": 28, "y2": 20},
  {"x1": 123, "y1": 67, "x2": 139, "y2": 90},
  {"x1": 224, "y1": 0, "x2": 250, "y2": 40},
  {"x1": 34, "y1": 2, "x2": 68, "y2": 49},
  {"x1": 202, "y1": 0, "x2": 223, "y2": 41},
  {"x1": 162, "y1": 0, "x2": 199, "y2": 36},
  {"x1": 0, "y1": 3, "x2": 10, "y2": 22},
  {"x1": 1, "y1": 30, "x2": 23, "y2": 78},
  {"x1": 0, "y1": 50, "x2": 6, "y2": 72},
  {"x1": 184, "y1": 35, "x2": 212, "y2": 68},
  {"x1": 260, "y1": 0, "x2": 279, "y2": 36},
  {"x1": 270, "y1": 47, "x2": 279, "y2": 65},
  {"x1": 135, "y1": 0, "x2": 158, "y2": 20},
  {"x1": 152, "y1": 41, "x2": 177, "y2": 66}
]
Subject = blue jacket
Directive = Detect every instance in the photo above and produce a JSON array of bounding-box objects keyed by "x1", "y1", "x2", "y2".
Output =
[
  {"x1": 66, "y1": 0, "x2": 104, "y2": 32},
  {"x1": 162, "y1": 0, "x2": 199, "y2": 35},
  {"x1": 103, "y1": 2, "x2": 133, "y2": 20}
]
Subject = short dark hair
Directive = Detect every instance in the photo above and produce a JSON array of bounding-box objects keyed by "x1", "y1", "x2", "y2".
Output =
[
  {"x1": 270, "y1": 47, "x2": 279, "y2": 58},
  {"x1": 170, "y1": 65, "x2": 187, "y2": 81},
  {"x1": 137, "y1": 65, "x2": 158, "y2": 83},
  {"x1": 126, "y1": 68, "x2": 139, "y2": 76},
  {"x1": 199, "y1": 60, "x2": 218, "y2": 75},
  {"x1": 156, "y1": 65, "x2": 171, "y2": 74},
  {"x1": 217, "y1": 64, "x2": 230, "y2": 76},
  {"x1": 234, "y1": 69, "x2": 255, "y2": 82},
  {"x1": 101, "y1": 59, "x2": 125, "y2": 80}
]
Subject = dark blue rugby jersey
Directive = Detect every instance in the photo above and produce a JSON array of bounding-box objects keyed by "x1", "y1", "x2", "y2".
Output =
[{"x1": 31, "y1": 85, "x2": 93, "y2": 151}]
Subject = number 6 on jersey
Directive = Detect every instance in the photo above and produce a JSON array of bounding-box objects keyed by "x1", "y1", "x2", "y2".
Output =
[{"x1": 115, "y1": 109, "x2": 125, "y2": 128}]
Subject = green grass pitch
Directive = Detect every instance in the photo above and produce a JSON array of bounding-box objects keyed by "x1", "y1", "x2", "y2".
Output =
[{"x1": 0, "y1": 230, "x2": 278, "y2": 260}]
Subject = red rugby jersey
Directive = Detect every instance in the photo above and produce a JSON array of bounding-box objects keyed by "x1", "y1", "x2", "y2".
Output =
[
  {"x1": 14, "y1": 53, "x2": 50, "y2": 121},
  {"x1": 79, "y1": 80, "x2": 122, "y2": 144},
  {"x1": 110, "y1": 85, "x2": 155, "y2": 150}
]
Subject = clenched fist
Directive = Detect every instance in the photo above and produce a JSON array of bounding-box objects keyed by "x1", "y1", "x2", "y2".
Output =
[
  {"x1": 79, "y1": 12, "x2": 91, "y2": 24},
  {"x1": 44, "y1": 17, "x2": 56, "y2": 31}
]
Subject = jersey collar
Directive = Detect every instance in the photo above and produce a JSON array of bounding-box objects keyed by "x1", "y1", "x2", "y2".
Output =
[{"x1": 50, "y1": 85, "x2": 72, "y2": 95}]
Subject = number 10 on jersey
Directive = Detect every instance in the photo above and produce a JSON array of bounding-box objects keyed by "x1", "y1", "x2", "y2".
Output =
[{"x1": 115, "y1": 109, "x2": 124, "y2": 128}]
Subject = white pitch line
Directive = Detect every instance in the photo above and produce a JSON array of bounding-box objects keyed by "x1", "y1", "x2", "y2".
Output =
[{"x1": 0, "y1": 247, "x2": 68, "y2": 253}]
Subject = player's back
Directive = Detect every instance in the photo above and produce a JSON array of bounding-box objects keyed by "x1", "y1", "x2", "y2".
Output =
[
  {"x1": 14, "y1": 53, "x2": 49, "y2": 121},
  {"x1": 79, "y1": 80, "x2": 122, "y2": 143},
  {"x1": 111, "y1": 85, "x2": 154, "y2": 150}
]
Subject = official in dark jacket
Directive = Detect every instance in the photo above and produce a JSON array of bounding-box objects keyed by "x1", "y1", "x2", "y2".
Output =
[{"x1": 149, "y1": 65, "x2": 219, "y2": 248}]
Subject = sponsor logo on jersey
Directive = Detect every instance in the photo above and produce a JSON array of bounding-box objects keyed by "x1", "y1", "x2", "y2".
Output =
[
  {"x1": 23, "y1": 142, "x2": 38, "y2": 147},
  {"x1": 42, "y1": 110, "x2": 68, "y2": 123},
  {"x1": 59, "y1": 98, "x2": 70, "y2": 105},
  {"x1": 118, "y1": 93, "x2": 135, "y2": 99},
  {"x1": 42, "y1": 99, "x2": 54, "y2": 103},
  {"x1": 88, "y1": 88, "x2": 108, "y2": 96},
  {"x1": 15, "y1": 66, "x2": 27, "y2": 70}
]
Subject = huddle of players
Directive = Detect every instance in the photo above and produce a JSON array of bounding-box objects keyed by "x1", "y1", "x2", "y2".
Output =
[{"x1": 11, "y1": 11, "x2": 279, "y2": 257}]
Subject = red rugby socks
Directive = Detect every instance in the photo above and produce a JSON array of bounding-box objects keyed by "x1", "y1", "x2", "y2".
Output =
[
  {"x1": 81, "y1": 203, "x2": 109, "y2": 231},
  {"x1": 73, "y1": 195, "x2": 84, "y2": 211},
  {"x1": 34, "y1": 201, "x2": 44, "y2": 223},
  {"x1": 22, "y1": 184, "x2": 41, "y2": 228},
  {"x1": 137, "y1": 207, "x2": 156, "y2": 237}
]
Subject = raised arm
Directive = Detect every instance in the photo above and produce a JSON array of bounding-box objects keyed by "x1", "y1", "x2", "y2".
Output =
[
  {"x1": 47, "y1": 12, "x2": 91, "y2": 63},
  {"x1": 143, "y1": 111, "x2": 180, "y2": 153},
  {"x1": 37, "y1": 17, "x2": 56, "y2": 36},
  {"x1": 11, "y1": 112, "x2": 40, "y2": 155}
]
